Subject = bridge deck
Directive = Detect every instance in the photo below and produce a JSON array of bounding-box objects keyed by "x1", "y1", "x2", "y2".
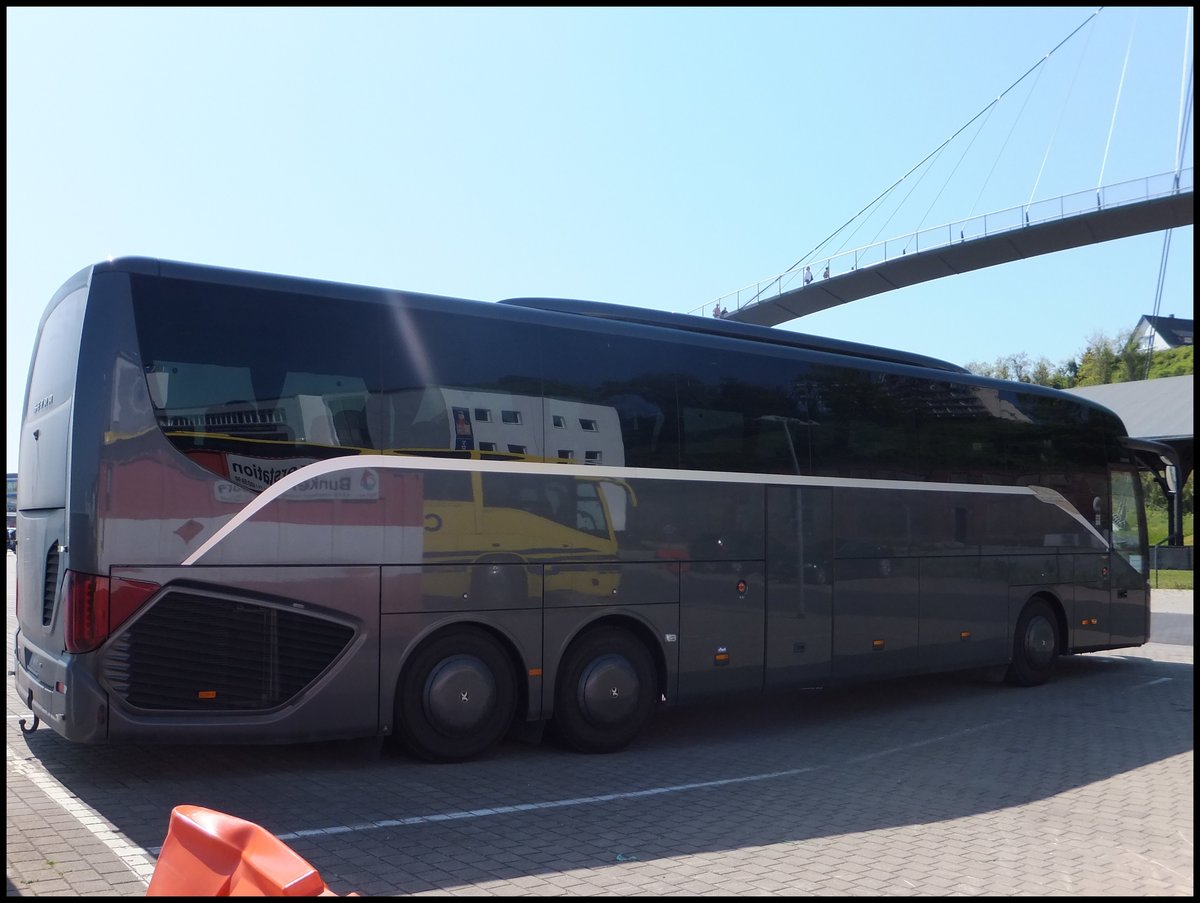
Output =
[{"x1": 724, "y1": 190, "x2": 1194, "y2": 327}]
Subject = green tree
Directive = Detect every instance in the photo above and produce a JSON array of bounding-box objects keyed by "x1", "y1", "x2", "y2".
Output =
[
  {"x1": 1116, "y1": 330, "x2": 1154, "y2": 382},
  {"x1": 965, "y1": 322, "x2": 1192, "y2": 387},
  {"x1": 1074, "y1": 331, "x2": 1122, "y2": 386}
]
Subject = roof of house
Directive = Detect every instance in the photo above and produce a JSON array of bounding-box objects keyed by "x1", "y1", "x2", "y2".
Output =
[
  {"x1": 1065, "y1": 375, "x2": 1193, "y2": 441},
  {"x1": 1136, "y1": 315, "x2": 1194, "y2": 347}
]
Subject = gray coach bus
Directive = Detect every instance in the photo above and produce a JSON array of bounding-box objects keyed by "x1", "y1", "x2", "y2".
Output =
[{"x1": 14, "y1": 258, "x2": 1171, "y2": 762}]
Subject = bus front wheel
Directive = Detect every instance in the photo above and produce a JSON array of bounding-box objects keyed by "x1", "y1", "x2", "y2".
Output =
[
  {"x1": 395, "y1": 628, "x2": 517, "y2": 763},
  {"x1": 1005, "y1": 599, "x2": 1059, "y2": 687},
  {"x1": 551, "y1": 627, "x2": 655, "y2": 754}
]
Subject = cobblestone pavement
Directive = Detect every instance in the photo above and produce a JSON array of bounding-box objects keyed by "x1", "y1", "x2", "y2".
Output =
[{"x1": 7, "y1": 553, "x2": 1193, "y2": 896}]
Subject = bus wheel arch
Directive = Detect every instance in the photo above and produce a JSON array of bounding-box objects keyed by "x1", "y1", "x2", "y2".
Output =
[
  {"x1": 1006, "y1": 594, "x2": 1064, "y2": 687},
  {"x1": 394, "y1": 624, "x2": 521, "y2": 763},
  {"x1": 549, "y1": 620, "x2": 661, "y2": 754}
]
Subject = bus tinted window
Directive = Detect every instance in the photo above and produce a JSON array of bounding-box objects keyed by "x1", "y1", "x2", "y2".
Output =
[
  {"x1": 540, "y1": 324, "x2": 680, "y2": 470},
  {"x1": 131, "y1": 277, "x2": 546, "y2": 472},
  {"x1": 675, "y1": 338, "x2": 813, "y2": 475}
]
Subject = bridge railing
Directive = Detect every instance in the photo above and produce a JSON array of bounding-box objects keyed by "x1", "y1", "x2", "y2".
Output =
[{"x1": 700, "y1": 167, "x2": 1194, "y2": 318}]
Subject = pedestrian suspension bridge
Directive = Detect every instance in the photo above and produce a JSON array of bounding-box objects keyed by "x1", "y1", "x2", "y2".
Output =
[
  {"x1": 703, "y1": 7, "x2": 1194, "y2": 327},
  {"x1": 717, "y1": 169, "x2": 1193, "y2": 327}
]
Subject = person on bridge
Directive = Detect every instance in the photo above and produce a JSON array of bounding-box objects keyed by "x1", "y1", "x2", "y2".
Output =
[
  {"x1": 712, "y1": 303, "x2": 725, "y2": 318},
  {"x1": 803, "y1": 266, "x2": 813, "y2": 285},
  {"x1": 823, "y1": 264, "x2": 830, "y2": 279}
]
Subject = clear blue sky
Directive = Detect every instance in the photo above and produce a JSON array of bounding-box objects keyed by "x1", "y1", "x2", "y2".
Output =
[{"x1": 6, "y1": 6, "x2": 1193, "y2": 473}]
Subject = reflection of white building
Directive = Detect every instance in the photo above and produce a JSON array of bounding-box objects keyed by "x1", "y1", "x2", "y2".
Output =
[
  {"x1": 433, "y1": 389, "x2": 624, "y2": 467},
  {"x1": 429, "y1": 390, "x2": 629, "y2": 530},
  {"x1": 155, "y1": 381, "x2": 625, "y2": 468},
  {"x1": 6, "y1": 473, "x2": 16, "y2": 531},
  {"x1": 972, "y1": 386, "x2": 1033, "y2": 423},
  {"x1": 150, "y1": 379, "x2": 630, "y2": 525}
]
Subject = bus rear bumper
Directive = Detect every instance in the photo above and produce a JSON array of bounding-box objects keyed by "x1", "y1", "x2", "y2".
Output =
[{"x1": 13, "y1": 630, "x2": 108, "y2": 743}]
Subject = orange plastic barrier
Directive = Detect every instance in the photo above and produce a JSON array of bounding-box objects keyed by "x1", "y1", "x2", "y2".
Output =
[{"x1": 147, "y1": 805, "x2": 351, "y2": 896}]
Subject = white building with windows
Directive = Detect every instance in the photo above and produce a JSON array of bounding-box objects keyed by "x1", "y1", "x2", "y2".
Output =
[{"x1": 1131, "y1": 314, "x2": 1193, "y2": 352}]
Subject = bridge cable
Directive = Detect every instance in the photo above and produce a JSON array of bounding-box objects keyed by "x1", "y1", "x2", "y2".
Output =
[
  {"x1": 1144, "y1": 230, "x2": 1175, "y2": 378},
  {"x1": 839, "y1": 101, "x2": 991, "y2": 254},
  {"x1": 1096, "y1": 11, "x2": 1136, "y2": 197},
  {"x1": 897, "y1": 109, "x2": 996, "y2": 253},
  {"x1": 1172, "y1": 7, "x2": 1193, "y2": 184},
  {"x1": 869, "y1": 143, "x2": 952, "y2": 250},
  {"x1": 1144, "y1": 32, "x2": 1193, "y2": 380},
  {"x1": 964, "y1": 69, "x2": 1042, "y2": 222},
  {"x1": 769, "y1": 7, "x2": 1104, "y2": 293},
  {"x1": 1029, "y1": 18, "x2": 1096, "y2": 206}
]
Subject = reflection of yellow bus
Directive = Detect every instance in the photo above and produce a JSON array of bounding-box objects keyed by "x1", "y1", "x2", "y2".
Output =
[
  {"x1": 147, "y1": 436, "x2": 634, "y2": 605},
  {"x1": 417, "y1": 462, "x2": 634, "y2": 604},
  {"x1": 145, "y1": 424, "x2": 634, "y2": 604}
]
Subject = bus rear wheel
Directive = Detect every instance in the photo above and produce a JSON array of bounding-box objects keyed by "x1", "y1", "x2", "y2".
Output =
[
  {"x1": 551, "y1": 627, "x2": 655, "y2": 754},
  {"x1": 1005, "y1": 599, "x2": 1059, "y2": 687},
  {"x1": 395, "y1": 628, "x2": 516, "y2": 763}
]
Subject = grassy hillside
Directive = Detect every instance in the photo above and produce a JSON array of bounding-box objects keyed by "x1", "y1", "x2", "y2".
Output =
[{"x1": 1145, "y1": 508, "x2": 1193, "y2": 590}]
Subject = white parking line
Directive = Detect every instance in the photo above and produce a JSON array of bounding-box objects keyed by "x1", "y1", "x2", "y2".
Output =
[
  {"x1": 1133, "y1": 677, "x2": 1174, "y2": 689},
  {"x1": 266, "y1": 717, "x2": 1018, "y2": 845},
  {"x1": 6, "y1": 745, "x2": 156, "y2": 886}
]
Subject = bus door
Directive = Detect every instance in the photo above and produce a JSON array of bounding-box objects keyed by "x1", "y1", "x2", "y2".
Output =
[
  {"x1": 1107, "y1": 467, "x2": 1150, "y2": 646},
  {"x1": 676, "y1": 485, "x2": 766, "y2": 701},
  {"x1": 763, "y1": 486, "x2": 833, "y2": 690},
  {"x1": 829, "y1": 488, "x2": 920, "y2": 681},
  {"x1": 678, "y1": 563, "x2": 765, "y2": 701}
]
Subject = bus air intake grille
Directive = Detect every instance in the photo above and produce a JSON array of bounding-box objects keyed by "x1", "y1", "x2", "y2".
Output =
[
  {"x1": 102, "y1": 593, "x2": 354, "y2": 711},
  {"x1": 42, "y1": 542, "x2": 61, "y2": 627}
]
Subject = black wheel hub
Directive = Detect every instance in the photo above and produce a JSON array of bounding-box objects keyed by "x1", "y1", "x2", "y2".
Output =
[
  {"x1": 577, "y1": 653, "x2": 639, "y2": 726},
  {"x1": 1024, "y1": 616, "x2": 1056, "y2": 667},
  {"x1": 423, "y1": 654, "x2": 496, "y2": 734}
]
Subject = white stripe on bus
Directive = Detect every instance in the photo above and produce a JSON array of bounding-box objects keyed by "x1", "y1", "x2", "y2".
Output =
[{"x1": 182, "y1": 454, "x2": 1108, "y2": 566}]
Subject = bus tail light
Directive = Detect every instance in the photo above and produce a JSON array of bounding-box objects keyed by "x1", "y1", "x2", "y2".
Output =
[{"x1": 64, "y1": 571, "x2": 160, "y2": 654}]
